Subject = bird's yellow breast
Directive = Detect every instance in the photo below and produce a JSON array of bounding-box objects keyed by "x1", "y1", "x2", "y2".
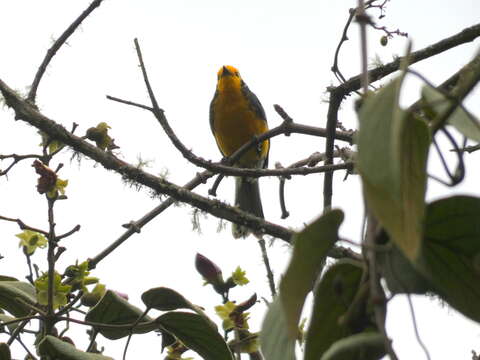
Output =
[{"x1": 212, "y1": 89, "x2": 269, "y2": 167}]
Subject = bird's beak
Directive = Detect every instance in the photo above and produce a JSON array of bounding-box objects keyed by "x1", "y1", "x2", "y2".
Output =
[{"x1": 221, "y1": 66, "x2": 233, "y2": 77}]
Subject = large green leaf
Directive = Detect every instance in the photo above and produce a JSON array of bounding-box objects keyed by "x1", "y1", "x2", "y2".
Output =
[
  {"x1": 421, "y1": 85, "x2": 480, "y2": 142},
  {"x1": 376, "y1": 231, "x2": 431, "y2": 295},
  {"x1": 156, "y1": 311, "x2": 233, "y2": 360},
  {"x1": 0, "y1": 281, "x2": 36, "y2": 317},
  {"x1": 38, "y1": 335, "x2": 113, "y2": 359},
  {"x1": 142, "y1": 287, "x2": 217, "y2": 332},
  {"x1": 142, "y1": 287, "x2": 193, "y2": 311},
  {"x1": 280, "y1": 209, "x2": 344, "y2": 337},
  {"x1": 260, "y1": 297, "x2": 296, "y2": 360},
  {"x1": 304, "y1": 260, "x2": 373, "y2": 360},
  {"x1": 85, "y1": 290, "x2": 156, "y2": 340},
  {"x1": 320, "y1": 332, "x2": 385, "y2": 360},
  {"x1": 358, "y1": 75, "x2": 430, "y2": 261},
  {"x1": 420, "y1": 195, "x2": 480, "y2": 322}
]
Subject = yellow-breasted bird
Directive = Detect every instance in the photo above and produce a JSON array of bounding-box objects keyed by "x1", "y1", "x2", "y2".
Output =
[{"x1": 210, "y1": 65, "x2": 270, "y2": 238}]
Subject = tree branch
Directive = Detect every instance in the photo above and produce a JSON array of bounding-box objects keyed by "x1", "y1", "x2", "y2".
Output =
[
  {"x1": 0, "y1": 80, "x2": 297, "y2": 242},
  {"x1": 27, "y1": 0, "x2": 105, "y2": 103},
  {"x1": 323, "y1": 22, "x2": 480, "y2": 209},
  {"x1": 0, "y1": 215, "x2": 49, "y2": 236},
  {"x1": 107, "y1": 93, "x2": 354, "y2": 179},
  {"x1": 340, "y1": 22, "x2": 480, "y2": 95},
  {"x1": 0, "y1": 154, "x2": 42, "y2": 176}
]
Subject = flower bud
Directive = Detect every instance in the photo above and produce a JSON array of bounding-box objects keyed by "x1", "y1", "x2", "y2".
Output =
[
  {"x1": 234, "y1": 293, "x2": 257, "y2": 314},
  {"x1": 195, "y1": 253, "x2": 224, "y2": 287}
]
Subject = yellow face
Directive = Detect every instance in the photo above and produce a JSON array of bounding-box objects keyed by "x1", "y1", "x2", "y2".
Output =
[{"x1": 216, "y1": 65, "x2": 242, "y2": 93}]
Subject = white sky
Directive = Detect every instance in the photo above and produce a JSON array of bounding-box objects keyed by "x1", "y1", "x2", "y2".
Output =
[{"x1": 1, "y1": 0, "x2": 480, "y2": 359}]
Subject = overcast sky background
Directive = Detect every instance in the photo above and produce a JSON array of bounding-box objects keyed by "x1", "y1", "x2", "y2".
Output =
[{"x1": 1, "y1": 1, "x2": 480, "y2": 359}]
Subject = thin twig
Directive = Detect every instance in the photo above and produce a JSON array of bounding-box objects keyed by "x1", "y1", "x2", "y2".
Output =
[
  {"x1": 45, "y1": 198, "x2": 57, "y2": 335},
  {"x1": 16, "y1": 336, "x2": 38, "y2": 360},
  {"x1": 332, "y1": 7, "x2": 357, "y2": 84},
  {"x1": 122, "y1": 308, "x2": 150, "y2": 360},
  {"x1": 430, "y1": 53, "x2": 480, "y2": 134},
  {"x1": 28, "y1": 0, "x2": 105, "y2": 102},
  {"x1": 7, "y1": 317, "x2": 33, "y2": 346},
  {"x1": 56, "y1": 224, "x2": 81, "y2": 241},
  {"x1": 323, "y1": 93, "x2": 343, "y2": 210},
  {"x1": 0, "y1": 154, "x2": 41, "y2": 176},
  {"x1": 86, "y1": 329, "x2": 99, "y2": 353},
  {"x1": 406, "y1": 295, "x2": 432, "y2": 360},
  {"x1": 106, "y1": 95, "x2": 152, "y2": 111},
  {"x1": 459, "y1": 144, "x2": 480, "y2": 153},
  {"x1": 278, "y1": 176, "x2": 289, "y2": 219},
  {"x1": 57, "y1": 291, "x2": 84, "y2": 317},
  {"x1": 430, "y1": 129, "x2": 465, "y2": 186},
  {"x1": 0, "y1": 215, "x2": 49, "y2": 236},
  {"x1": 257, "y1": 237, "x2": 276, "y2": 298},
  {"x1": 208, "y1": 173, "x2": 225, "y2": 196},
  {"x1": 357, "y1": 1, "x2": 370, "y2": 94},
  {"x1": 24, "y1": 253, "x2": 35, "y2": 284},
  {"x1": 275, "y1": 163, "x2": 290, "y2": 219}
]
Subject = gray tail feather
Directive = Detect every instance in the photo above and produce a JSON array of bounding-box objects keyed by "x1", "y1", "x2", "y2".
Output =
[{"x1": 233, "y1": 177, "x2": 264, "y2": 238}]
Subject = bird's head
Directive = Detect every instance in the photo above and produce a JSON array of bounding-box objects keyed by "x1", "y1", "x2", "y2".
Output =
[{"x1": 216, "y1": 65, "x2": 243, "y2": 92}]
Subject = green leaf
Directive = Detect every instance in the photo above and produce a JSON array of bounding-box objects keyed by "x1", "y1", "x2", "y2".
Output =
[
  {"x1": 35, "y1": 271, "x2": 71, "y2": 309},
  {"x1": 421, "y1": 85, "x2": 480, "y2": 142},
  {"x1": 142, "y1": 287, "x2": 216, "y2": 330},
  {"x1": 15, "y1": 230, "x2": 47, "y2": 255},
  {"x1": 320, "y1": 332, "x2": 385, "y2": 360},
  {"x1": 0, "y1": 342, "x2": 11, "y2": 360},
  {"x1": 260, "y1": 297, "x2": 296, "y2": 360},
  {"x1": 358, "y1": 75, "x2": 430, "y2": 261},
  {"x1": 376, "y1": 231, "x2": 431, "y2": 295},
  {"x1": 85, "y1": 290, "x2": 156, "y2": 340},
  {"x1": 0, "y1": 281, "x2": 36, "y2": 317},
  {"x1": 142, "y1": 287, "x2": 193, "y2": 311},
  {"x1": 304, "y1": 260, "x2": 368, "y2": 360},
  {"x1": 215, "y1": 301, "x2": 237, "y2": 331},
  {"x1": 156, "y1": 312, "x2": 233, "y2": 360},
  {"x1": 280, "y1": 209, "x2": 344, "y2": 337},
  {"x1": 420, "y1": 195, "x2": 480, "y2": 322},
  {"x1": 231, "y1": 266, "x2": 249, "y2": 286},
  {"x1": 38, "y1": 335, "x2": 113, "y2": 359}
]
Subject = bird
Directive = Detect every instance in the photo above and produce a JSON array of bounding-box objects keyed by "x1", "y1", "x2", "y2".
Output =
[{"x1": 210, "y1": 65, "x2": 270, "y2": 238}]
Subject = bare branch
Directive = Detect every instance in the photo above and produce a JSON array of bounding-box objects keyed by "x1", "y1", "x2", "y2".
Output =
[
  {"x1": 460, "y1": 144, "x2": 480, "y2": 153},
  {"x1": 0, "y1": 153, "x2": 42, "y2": 176},
  {"x1": 323, "y1": 22, "x2": 480, "y2": 209},
  {"x1": 0, "y1": 215, "x2": 49, "y2": 236},
  {"x1": 106, "y1": 95, "x2": 153, "y2": 111},
  {"x1": 56, "y1": 224, "x2": 81, "y2": 241},
  {"x1": 340, "y1": 23, "x2": 480, "y2": 94},
  {"x1": 28, "y1": 0, "x2": 105, "y2": 103},
  {"x1": 257, "y1": 237, "x2": 276, "y2": 299}
]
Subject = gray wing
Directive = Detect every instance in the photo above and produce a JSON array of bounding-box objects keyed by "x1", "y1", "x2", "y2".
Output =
[{"x1": 241, "y1": 82, "x2": 269, "y2": 168}]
